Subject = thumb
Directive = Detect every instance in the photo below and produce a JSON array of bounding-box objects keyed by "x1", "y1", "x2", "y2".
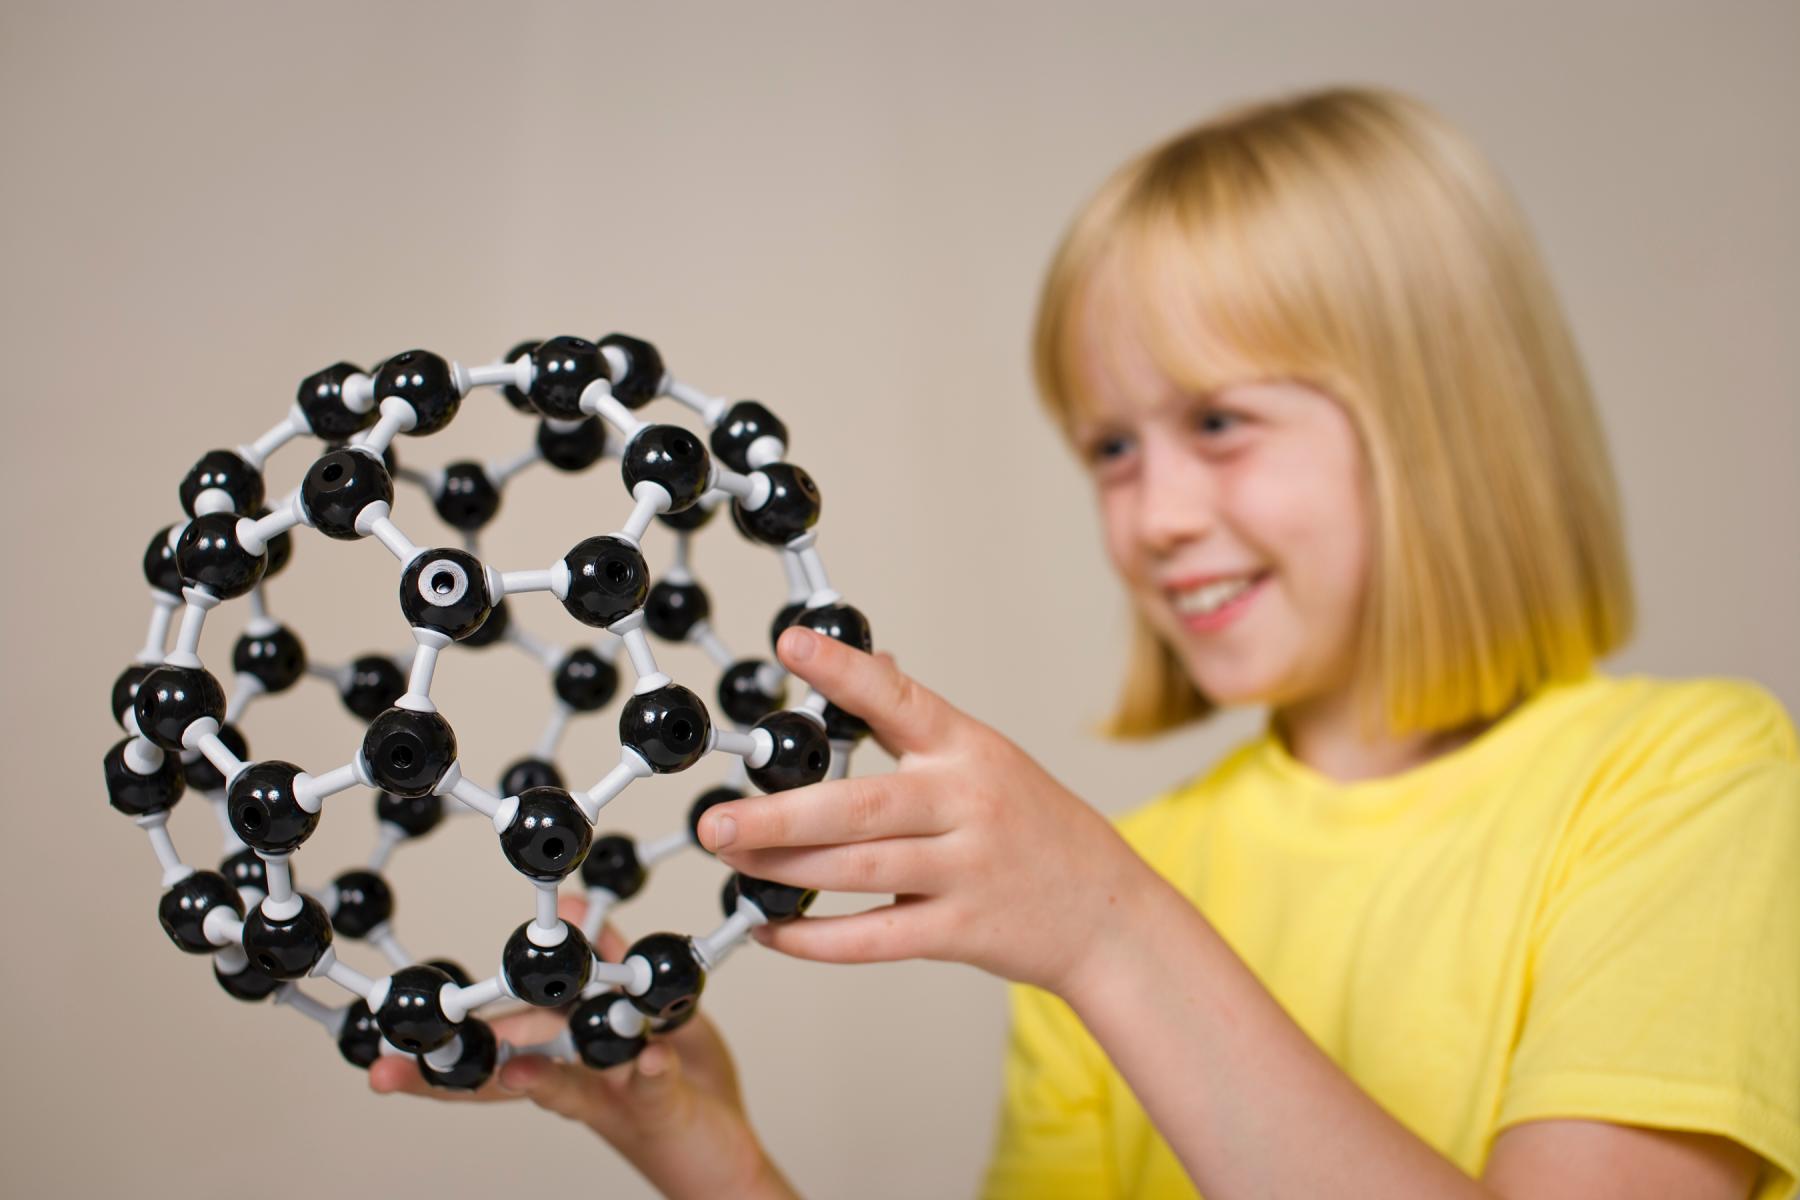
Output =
[{"x1": 624, "y1": 1039, "x2": 688, "y2": 1120}]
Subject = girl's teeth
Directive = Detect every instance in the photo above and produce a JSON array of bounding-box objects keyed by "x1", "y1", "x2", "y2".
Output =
[{"x1": 1174, "y1": 576, "x2": 1256, "y2": 616}]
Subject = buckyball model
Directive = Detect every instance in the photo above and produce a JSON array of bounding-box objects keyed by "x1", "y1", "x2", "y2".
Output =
[{"x1": 103, "y1": 334, "x2": 875, "y2": 1091}]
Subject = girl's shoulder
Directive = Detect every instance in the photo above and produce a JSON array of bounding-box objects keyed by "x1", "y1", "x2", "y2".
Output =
[
  {"x1": 1569, "y1": 672, "x2": 1798, "y2": 793},
  {"x1": 1107, "y1": 672, "x2": 1797, "y2": 857}
]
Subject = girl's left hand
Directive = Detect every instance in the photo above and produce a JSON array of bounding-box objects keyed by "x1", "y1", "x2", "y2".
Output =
[{"x1": 701, "y1": 624, "x2": 1153, "y2": 998}]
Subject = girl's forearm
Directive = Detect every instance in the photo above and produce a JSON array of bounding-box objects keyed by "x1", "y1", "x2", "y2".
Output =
[{"x1": 1058, "y1": 868, "x2": 1497, "y2": 1199}]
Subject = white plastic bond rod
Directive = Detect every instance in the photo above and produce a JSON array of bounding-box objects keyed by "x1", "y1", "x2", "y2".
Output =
[
  {"x1": 500, "y1": 569, "x2": 556, "y2": 596},
  {"x1": 582, "y1": 750, "x2": 652, "y2": 823},
  {"x1": 638, "y1": 830, "x2": 691, "y2": 866},
  {"x1": 534, "y1": 882, "x2": 560, "y2": 933},
  {"x1": 139, "y1": 594, "x2": 178, "y2": 660},
  {"x1": 408, "y1": 639, "x2": 441, "y2": 697},
  {"x1": 664, "y1": 378, "x2": 729, "y2": 425}
]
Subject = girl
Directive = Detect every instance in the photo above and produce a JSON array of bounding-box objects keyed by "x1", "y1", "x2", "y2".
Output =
[{"x1": 373, "y1": 84, "x2": 1800, "y2": 1199}]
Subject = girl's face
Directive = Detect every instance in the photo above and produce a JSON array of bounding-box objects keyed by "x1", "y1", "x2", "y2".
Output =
[{"x1": 1069, "y1": 290, "x2": 1374, "y2": 714}]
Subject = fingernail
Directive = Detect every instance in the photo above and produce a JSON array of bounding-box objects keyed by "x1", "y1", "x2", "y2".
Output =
[
  {"x1": 783, "y1": 627, "x2": 814, "y2": 662},
  {"x1": 708, "y1": 814, "x2": 737, "y2": 849},
  {"x1": 496, "y1": 1063, "x2": 526, "y2": 1093}
]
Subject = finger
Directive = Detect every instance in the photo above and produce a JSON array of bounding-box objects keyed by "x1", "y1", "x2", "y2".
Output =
[
  {"x1": 498, "y1": 1055, "x2": 609, "y2": 1124},
  {"x1": 595, "y1": 920, "x2": 628, "y2": 962},
  {"x1": 776, "y1": 627, "x2": 954, "y2": 757},
  {"x1": 489, "y1": 1004, "x2": 581, "y2": 1046},
  {"x1": 556, "y1": 892, "x2": 589, "y2": 927},
  {"x1": 368, "y1": 1053, "x2": 508, "y2": 1102},
  {"x1": 749, "y1": 895, "x2": 933, "y2": 964},
  {"x1": 698, "y1": 773, "x2": 948, "y2": 854},
  {"x1": 624, "y1": 1039, "x2": 689, "y2": 1121},
  {"x1": 719, "y1": 837, "x2": 946, "y2": 895}
]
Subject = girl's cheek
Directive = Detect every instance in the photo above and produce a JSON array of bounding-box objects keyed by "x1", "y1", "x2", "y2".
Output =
[{"x1": 1097, "y1": 490, "x2": 1140, "y2": 581}]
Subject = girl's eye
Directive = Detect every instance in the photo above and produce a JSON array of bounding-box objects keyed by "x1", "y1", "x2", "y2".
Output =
[
  {"x1": 1087, "y1": 434, "x2": 1131, "y2": 465},
  {"x1": 1195, "y1": 408, "x2": 1241, "y2": 437}
]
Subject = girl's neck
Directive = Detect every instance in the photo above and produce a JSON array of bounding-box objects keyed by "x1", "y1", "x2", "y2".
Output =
[{"x1": 1271, "y1": 685, "x2": 1508, "y2": 786}]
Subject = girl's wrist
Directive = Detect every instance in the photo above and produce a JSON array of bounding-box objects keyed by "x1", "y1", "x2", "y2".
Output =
[
  {"x1": 1052, "y1": 854, "x2": 1193, "y2": 1019},
  {"x1": 645, "y1": 1126, "x2": 794, "y2": 1200}
]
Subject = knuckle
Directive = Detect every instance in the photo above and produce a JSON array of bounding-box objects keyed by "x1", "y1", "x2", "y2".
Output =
[
  {"x1": 847, "y1": 777, "x2": 886, "y2": 834},
  {"x1": 851, "y1": 847, "x2": 884, "y2": 889}
]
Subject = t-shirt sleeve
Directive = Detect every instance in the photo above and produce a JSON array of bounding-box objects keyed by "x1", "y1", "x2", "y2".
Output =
[
  {"x1": 981, "y1": 980, "x2": 1115, "y2": 1199},
  {"x1": 1497, "y1": 685, "x2": 1800, "y2": 1197}
]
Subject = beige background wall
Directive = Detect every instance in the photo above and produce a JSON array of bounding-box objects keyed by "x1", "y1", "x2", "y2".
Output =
[{"x1": 2, "y1": 2, "x2": 1794, "y2": 1196}]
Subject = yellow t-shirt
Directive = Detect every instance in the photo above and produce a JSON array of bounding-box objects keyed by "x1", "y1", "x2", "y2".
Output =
[{"x1": 982, "y1": 672, "x2": 1800, "y2": 1198}]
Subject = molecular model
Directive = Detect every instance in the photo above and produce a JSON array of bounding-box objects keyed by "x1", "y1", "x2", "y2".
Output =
[{"x1": 103, "y1": 334, "x2": 876, "y2": 1090}]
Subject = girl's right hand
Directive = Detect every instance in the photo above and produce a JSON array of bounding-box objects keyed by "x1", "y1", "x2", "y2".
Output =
[{"x1": 368, "y1": 895, "x2": 799, "y2": 1200}]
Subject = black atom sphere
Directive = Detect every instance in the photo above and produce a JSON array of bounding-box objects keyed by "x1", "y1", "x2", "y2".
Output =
[
  {"x1": 732, "y1": 462, "x2": 821, "y2": 547},
  {"x1": 502, "y1": 921, "x2": 593, "y2": 1007},
  {"x1": 580, "y1": 833, "x2": 646, "y2": 899},
  {"x1": 329, "y1": 869, "x2": 394, "y2": 939},
  {"x1": 619, "y1": 683, "x2": 712, "y2": 774},
  {"x1": 560, "y1": 535, "x2": 649, "y2": 629},
  {"x1": 717, "y1": 659, "x2": 785, "y2": 725},
  {"x1": 133, "y1": 664, "x2": 226, "y2": 752},
  {"x1": 537, "y1": 415, "x2": 608, "y2": 472},
  {"x1": 242, "y1": 894, "x2": 333, "y2": 980},
  {"x1": 375, "y1": 963, "x2": 458, "y2": 1052},
  {"x1": 158, "y1": 870, "x2": 243, "y2": 954},
  {"x1": 373, "y1": 349, "x2": 460, "y2": 435},
  {"x1": 498, "y1": 787, "x2": 592, "y2": 882},
  {"x1": 228, "y1": 759, "x2": 318, "y2": 855},
  {"x1": 597, "y1": 333, "x2": 665, "y2": 409},
  {"x1": 644, "y1": 578, "x2": 711, "y2": 642},
  {"x1": 179, "y1": 449, "x2": 265, "y2": 518},
  {"x1": 528, "y1": 335, "x2": 606, "y2": 420},
  {"x1": 176, "y1": 512, "x2": 267, "y2": 599},
  {"x1": 104, "y1": 738, "x2": 186, "y2": 816},
  {"x1": 624, "y1": 932, "x2": 705, "y2": 1021},
  {"x1": 554, "y1": 648, "x2": 619, "y2": 712},
  {"x1": 296, "y1": 362, "x2": 374, "y2": 440},
  {"x1": 708, "y1": 399, "x2": 788, "y2": 474},
  {"x1": 736, "y1": 872, "x2": 818, "y2": 924},
  {"x1": 301, "y1": 447, "x2": 394, "y2": 540},
  {"x1": 420, "y1": 1018, "x2": 499, "y2": 1091},
  {"x1": 569, "y1": 993, "x2": 647, "y2": 1068},
  {"x1": 399, "y1": 547, "x2": 493, "y2": 641},
  {"x1": 232, "y1": 624, "x2": 307, "y2": 694},
  {"x1": 621, "y1": 423, "x2": 710, "y2": 514},
  {"x1": 748, "y1": 710, "x2": 830, "y2": 794},
  {"x1": 360, "y1": 706, "x2": 457, "y2": 798},
  {"x1": 434, "y1": 461, "x2": 501, "y2": 531}
]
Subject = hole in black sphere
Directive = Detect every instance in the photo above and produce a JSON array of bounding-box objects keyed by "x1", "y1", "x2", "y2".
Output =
[
  {"x1": 604, "y1": 560, "x2": 630, "y2": 584},
  {"x1": 238, "y1": 806, "x2": 264, "y2": 830},
  {"x1": 430, "y1": 569, "x2": 455, "y2": 595},
  {"x1": 403, "y1": 1037, "x2": 420, "y2": 1050},
  {"x1": 546, "y1": 980, "x2": 566, "y2": 998},
  {"x1": 543, "y1": 836, "x2": 565, "y2": 859},
  {"x1": 674, "y1": 434, "x2": 696, "y2": 455},
  {"x1": 391, "y1": 746, "x2": 415, "y2": 769},
  {"x1": 257, "y1": 954, "x2": 277, "y2": 972},
  {"x1": 322, "y1": 462, "x2": 344, "y2": 483},
  {"x1": 668, "y1": 996, "x2": 694, "y2": 1017},
  {"x1": 671, "y1": 720, "x2": 693, "y2": 743},
  {"x1": 808, "y1": 751, "x2": 825, "y2": 771}
]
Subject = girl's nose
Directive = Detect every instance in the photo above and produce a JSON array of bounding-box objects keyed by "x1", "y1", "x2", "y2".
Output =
[{"x1": 1135, "y1": 434, "x2": 1216, "y2": 556}]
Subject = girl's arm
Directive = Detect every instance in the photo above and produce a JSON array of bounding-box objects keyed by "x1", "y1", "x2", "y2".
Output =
[
  {"x1": 709, "y1": 626, "x2": 1763, "y2": 1199},
  {"x1": 1068, "y1": 857, "x2": 1760, "y2": 1198}
]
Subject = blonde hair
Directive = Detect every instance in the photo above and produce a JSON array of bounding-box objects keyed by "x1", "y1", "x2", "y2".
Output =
[{"x1": 1032, "y1": 85, "x2": 1635, "y2": 741}]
